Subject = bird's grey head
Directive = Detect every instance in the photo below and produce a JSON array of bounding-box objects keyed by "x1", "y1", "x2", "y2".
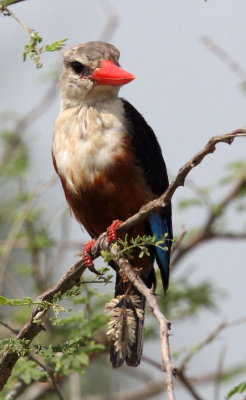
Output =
[{"x1": 60, "y1": 41, "x2": 126, "y2": 108}]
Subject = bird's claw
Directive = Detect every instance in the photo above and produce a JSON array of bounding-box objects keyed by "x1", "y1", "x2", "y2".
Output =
[
  {"x1": 107, "y1": 219, "x2": 123, "y2": 243},
  {"x1": 82, "y1": 239, "x2": 101, "y2": 275}
]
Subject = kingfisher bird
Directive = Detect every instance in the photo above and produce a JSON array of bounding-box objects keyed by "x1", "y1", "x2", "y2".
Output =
[{"x1": 52, "y1": 41, "x2": 172, "y2": 368}]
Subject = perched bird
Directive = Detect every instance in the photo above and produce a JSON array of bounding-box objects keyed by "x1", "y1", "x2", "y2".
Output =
[{"x1": 52, "y1": 41, "x2": 172, "y2": 368}]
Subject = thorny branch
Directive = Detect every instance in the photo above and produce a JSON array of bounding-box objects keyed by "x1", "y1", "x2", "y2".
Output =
[
  {"x1": 114, "y1": 255, "x2": 176, "y2": 400},
  {"x1": 172, "y1": 176, "x2": 246, "y2": 265},
  {"x1": 0, "y1": 129, "x2": 246, "y2": 396}
]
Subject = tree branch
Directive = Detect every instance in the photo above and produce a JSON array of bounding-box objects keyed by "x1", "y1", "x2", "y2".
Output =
[
  {"x1": 115, "y1": 255, "x2": 176, "y2": 400},
  {"x1": 0, "y1": 5, "x2": 32, "y2": 37},
  {"x1": 172, "y1": 176, "x2": 246, "y2": 265},
  {"x1": 116, "y1": 129, "x2": 246, "y2": 234},
  {"x1": 179, "y1": 317, "x2": 246, "y2": 372},
  {"x1": 0, "y1": 129, "x2": 245, "y2": 393}
]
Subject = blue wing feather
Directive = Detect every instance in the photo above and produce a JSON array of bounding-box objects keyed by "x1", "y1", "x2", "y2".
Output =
[
  {"x1": 149, "y1": 211, "x2": 172, "y2": 292},
  {"x1": 122, "y1": 99, "x2": 172, "y2": 292}
]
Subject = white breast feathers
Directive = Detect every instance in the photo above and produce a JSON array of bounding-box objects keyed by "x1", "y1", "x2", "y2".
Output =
[{"x1": 52, "y1": 98, "x2": 127, "y2": 192}]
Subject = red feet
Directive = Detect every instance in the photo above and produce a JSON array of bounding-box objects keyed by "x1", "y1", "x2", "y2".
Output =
[
  {"x1": 82, "y1": 239, "x2": 97, "y2": 271},
  {"x1": 83, "y1": 220, "x2": 122, "y2": 273},
  {"x1": 107, "y1": 220, "x2": 123, "y2": 243}
]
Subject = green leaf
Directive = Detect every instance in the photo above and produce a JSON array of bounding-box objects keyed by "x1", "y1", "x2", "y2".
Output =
[
  {"x1": 0, "y1": 338, "x2": 30, "y2": 356},
  {"x1": 101, "y1": 250, "x2": 113, "y2": 263},
  {"x1": 45, "y1": 38, "x2": 67, "y2": 52},
  {"x1": 12, "y1": 358, "x2": 48, "y2": 384},
  {"x1": 227, "y1": 381, "x2": 246, "y2": 398},
  {"x1": 0, "y1": 296, "x2": 33, "y2": 306}
]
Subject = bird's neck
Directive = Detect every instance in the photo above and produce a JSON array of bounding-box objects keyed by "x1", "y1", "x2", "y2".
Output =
[{"x1": 61, "y1": 86, "x2": 120, "y2": 110}]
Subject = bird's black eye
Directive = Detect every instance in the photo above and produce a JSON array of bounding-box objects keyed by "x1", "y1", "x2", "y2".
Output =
[{"x1": 70, "y1": 61, "x2": 85, "y2": 75}]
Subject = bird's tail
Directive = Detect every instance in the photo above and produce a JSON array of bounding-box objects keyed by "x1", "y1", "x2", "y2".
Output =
[{"x1": 108, "y1": 270, "x2": 155, "y2": 368}]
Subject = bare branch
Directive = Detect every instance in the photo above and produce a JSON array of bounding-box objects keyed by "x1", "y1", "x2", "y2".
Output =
[
  {"x1": 142, "y1": 356, "x2": 204, "y2": 400},
  {"x1": 114, "y1": 254, "x2": 176, "y2": 400},
  {"x1": 172, "y1": 176, "x2": 246, "y2": 265},
  {"x1": 97, "y1": 0, "x2": 120, "y2": 42},
  {"x1": 171, "y1": 226, "x2": 187, "y2": 255},
  {"x1": 213, "y1": 346, "x2": 227, "y2": 400},
  {"x1": 16, "y1": 80, "x2": 58, "y2": 133},
  {"x1": 1, "y1": 6, "x2": 32, "y2": 37},
  {"x1": 177, "y1": 371, "x2": 204, "y2": 400},
  {"x1": 27, "y1": 354, "x2": 64, "y2": 400},
  {"x1": 179, "y1": 318, "x2": 246, "y2": 372},
  {"x1": 117, "y1": 129, "x2": 246, "y2": 235},
  {"x1": 201, "y1": 36, "x2": 246, "y2": 81},
  {"x1": 143, "y1": 318, "x2": 246, "y2": 400},
  {"x1": 0, "y1": 321, "x2": 19, "y2": 335},
  {"x1": 5, "y1": 380, "x2": 28, "y2": 400},
  {"x1": 0, "y1": 175, "x2": 57, "y2": 295}
]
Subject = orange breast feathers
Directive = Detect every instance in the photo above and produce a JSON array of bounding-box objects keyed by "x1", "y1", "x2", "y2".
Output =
[
  {"x1": 52, "y1": 102, "x2": 154, "y2": 237},
  {"x1": 53, "y1": 140, "x2": 153, "y2": 237}
]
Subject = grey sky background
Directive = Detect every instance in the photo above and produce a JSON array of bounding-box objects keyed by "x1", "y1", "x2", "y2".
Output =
[{"x1": 1, "y1": 1, "x2": 246, "y2": 398}]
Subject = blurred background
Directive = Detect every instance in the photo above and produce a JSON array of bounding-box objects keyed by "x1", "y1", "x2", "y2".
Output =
[{"x1": 1, "y1": 1, "x2": 246, "y2": 399}]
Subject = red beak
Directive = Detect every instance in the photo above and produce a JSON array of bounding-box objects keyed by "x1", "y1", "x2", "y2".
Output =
[{"x1": 90, "y1": 59, "x2": 135, "y2": 86}]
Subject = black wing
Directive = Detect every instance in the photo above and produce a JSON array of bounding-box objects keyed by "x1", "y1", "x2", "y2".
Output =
[{"x1": 121, "y1": 99, "x2": 172, "y2": 291}]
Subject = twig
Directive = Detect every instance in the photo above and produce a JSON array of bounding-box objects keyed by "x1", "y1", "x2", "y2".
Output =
[
  {"x1": 177, "y1": 371, "x2": 204, "y2": 400},
  {"x1": 97, "y1": 0, "x2": 120, "y2": 42},
  {"x1": 142, "y1": 356, "x2": 204, "y2": 400},
  {"x1": 5, "y1": 380, "x2": 28, "y2": 400},
  {"x1": 26, "y1": 354, "x2": 64, "y2": 400},
  {"x1": 179, "y1": 317, "x2": 246, "y2": 372},
  {"x1": 115, "y1": 255, "x2": 176, "y2": 400},
  {"x1": 0, "y1": 0, "x2": 26, "y2": 13},
  {"x1": 0, "y1": 175, "x2": 56, "y2": 295},
  {"x1": 143, "y1": 318, "x2": 246, "y2": 400},
  {"x1": 82, "y1": 364, "x2": 246, "y2": 400},
  {"x1": 171, "y1": 226, "x2": 187, "y2": 255},
  {"x1": 1, "y1": 6, "x2": 32, "y2": 37},
  {"x1": 0, "y1": 321, "x2": 19, "y2": 335},
  {"x1": 27, "y1": 353, "x2": 64, "y2": 400},
  {"x1": 116, "y1": 129, "x2": 246, "y2": 235},
  {"x1": 210, "y1": 232, "x2": 246, "y2": 240},
  {"x1": 213, "y1": 346, "x2": 227, "y2": 400},
  {"x1": 172, "y1": 176, "x2": 246, "y2": 265},
  {"x1": 16, "y1": 80, "x2": 58, "y2": 133},
  {"x1": 201, "y1": 36, "x2": 246, "y2": 81},
  {"x1": 82, "y1": 379, "x2": 166, "y2": 400}
]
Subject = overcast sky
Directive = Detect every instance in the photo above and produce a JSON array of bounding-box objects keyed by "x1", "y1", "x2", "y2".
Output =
[{"x1": 1, "y1": 1, "x2": 246, "y2": 398}]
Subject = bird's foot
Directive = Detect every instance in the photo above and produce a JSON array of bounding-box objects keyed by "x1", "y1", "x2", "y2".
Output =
[
  {"x1": 82, "y1": 239, "x2": 100, "y2": 275},
  {"x1": 107, "y1": 220, "x2": 123, "y2": 243}
]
